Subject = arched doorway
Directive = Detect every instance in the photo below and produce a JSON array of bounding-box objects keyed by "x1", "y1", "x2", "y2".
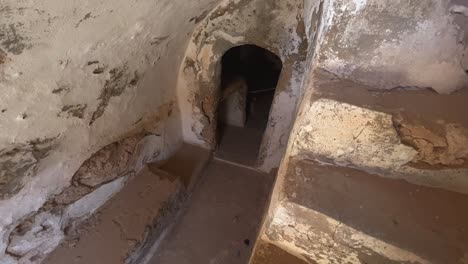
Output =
[{"x1": 215, "y1": 44, "x2": 283, "y2": 166}]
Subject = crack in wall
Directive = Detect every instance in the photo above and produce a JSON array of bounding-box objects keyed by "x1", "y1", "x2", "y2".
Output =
[{"x1": 89, "y1": 66, "x2": 140, "y2": 125}]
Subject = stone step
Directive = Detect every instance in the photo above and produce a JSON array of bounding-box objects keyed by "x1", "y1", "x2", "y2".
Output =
[
  {"x1": 43, "y1": 143, "x2": 211, "y2": 264},
  {"x1": 291, "y1": 70, "x2": 468, "y2": 195},
  {"x1": 123, "y1": 143, "x2": 212, "y2": 264},
  {"x1": 255, "y1": 158, "x2": 468, "y2": 264},
  {"x1": 43, "y1": 167, "x2": 183, "y2": 264}
]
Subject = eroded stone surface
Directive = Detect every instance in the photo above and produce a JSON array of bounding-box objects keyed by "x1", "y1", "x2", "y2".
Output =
[
  {"x1": 52, "y1": 186, "x2": 91, "y2": 206},
  {"x1": 290, "y1": 98, "x2": 468, "y2": 193},
  {"x1": 5, "y1": 177, "x2": 128, "y2": 264},
  {"x1": 7, "y1": 212, "x2": 63, "y2": 261},
  {"x1": 3, "y1": 133, "x2": 167, "y2": 263},
  {"x1": 396, "y1": 120, "x2": 468, "y2": 167},
  {"x1": 275, "y1": 158, "x2": 468, "y2": 263},
  {"x1": 73, "y1": 136, "x2": 140, "y2": 187},
  {"x1": 44, "y1": 167, "x2": 184, "y2": 264},
  {"x1": 264, "y1": 202, "x2": 430, "y2": 264},
  {"x1": 63, "y1": 177, "x2": 127, "y2": 221},
  {"x1": 292, "y1": 98, "x2": 417, "y2": 171}
]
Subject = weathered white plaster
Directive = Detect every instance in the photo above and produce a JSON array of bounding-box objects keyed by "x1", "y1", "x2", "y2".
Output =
[
  {"x1": 0, "y1": 0, "x2": 223, "y2": 261},
  {"x1": 255, "y1": 1, "x2": 468, "y2": 263},
  {"x1": 258, "y1": 89, "x2": 299, "y2": 171},
  {"x1": 63, "y1": 176, "x2": 127, "y2": 221},
  {"x1": 7, "y1": 212, "x2": 63, "y2": 262},
  {"x1": 1, "y1": 0, "x2": 467, "y2": 262},
  {"x1": 303, "y1": 0, "x2": 322, "y2": 41},
  {"x1": 351, "y1": 0, "x2": 367, "y2": 14},
  {"x1": 450, "y1": 5, "x2": 468, "y2": 17},
  {"x1": 1, "y1": 255, "x2": 16, "y2": 264},
  {"x1": 132, "y1": 135, "x2": 167, "y2": 172},
  {"x1": 317, "y1": 0, "x2": 468, "y2": 93},
  {"x1": 264, "y1": 201, "x2": 430, "y2": 264},
  {"x1": 4, "y1": 176, "x2": 129, "y2": 263},
  {"x1": 177, "y1": 0, "x2": 308, "y2": 171}
]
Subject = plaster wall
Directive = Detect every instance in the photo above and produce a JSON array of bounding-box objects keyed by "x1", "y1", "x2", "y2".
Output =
[
  {"x1": 1, "y1": 0, "x2": 467, "y2": 262},
  {"x1": 176, "y1": 0, "x2": 308, "y2": 171},
  {"x1": 0, "y1": 0, "x2": 223, "y2": 262},
  {"x1": 303, "y1": 0, "x2": 323, "y2": 42},
  {"x1": 316, "y1": 0, "x2": 468, "y2": 94}
]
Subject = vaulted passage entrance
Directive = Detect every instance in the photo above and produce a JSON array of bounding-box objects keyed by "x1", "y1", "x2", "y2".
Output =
[{"x1": 215, "y1": 44, "x2": 283, "y2": 166}]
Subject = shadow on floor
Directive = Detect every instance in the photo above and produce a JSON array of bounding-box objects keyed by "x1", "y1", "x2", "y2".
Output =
[{"x1": 149, "y1": 159, "x2": 274, "y2": 264}]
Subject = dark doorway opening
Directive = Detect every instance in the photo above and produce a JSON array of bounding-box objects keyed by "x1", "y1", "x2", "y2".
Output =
[{"x1": 215, "y1": 44, "x2": 283, "y2": 166}]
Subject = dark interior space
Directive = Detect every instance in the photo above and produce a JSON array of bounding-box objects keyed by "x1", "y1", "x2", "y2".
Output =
[{"x1": 215, "y1": 44, "x2": 283, "y2": 166}]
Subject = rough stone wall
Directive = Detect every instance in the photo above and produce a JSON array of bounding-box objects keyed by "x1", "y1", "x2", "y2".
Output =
[
  {"x1": 257, "y1": 72, "x2": 468, "y2": 263},
  {"x1": 255, "y1": 74, "x2": 468, "y2": 263},
  {"x1": 290, "y1": 72, "x2": 468, "y2": 194},
  {"x1": 316, "y1": 0, "x2": 468, "y2": 94},
  {"x1": 253, "y1": 0, "x2": 468, "y2": 263},
  {"x1": 0, "y1": 0, "x2": 223, "y2": 262},
  {"x1": 177, "y1": 0, "x2": 308, "y2": 171}
]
